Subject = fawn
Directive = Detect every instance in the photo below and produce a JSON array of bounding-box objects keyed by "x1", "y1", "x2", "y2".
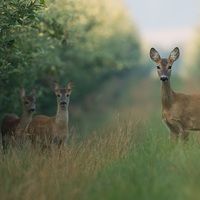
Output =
[
  {"x1": 1, "y1": 89, "x2": 36, "y2": 150},
  {"x1": 27, "y1": 81, "x2": 74, "y2": 147},
  {"x1": 150, "y1": 47, "x2": 200, "y2": 141}
]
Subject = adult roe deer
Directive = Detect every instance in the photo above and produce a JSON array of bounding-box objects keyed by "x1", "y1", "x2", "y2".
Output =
[
  {"x1": 1, "y1": 89, "x2": 36, "y2": 150},
  {"x1": 150, "y1": 47, "x2": 200, "y2": 141},
  {"x1": 27, "y1": 80, "x2": 74, "y2": 147}
]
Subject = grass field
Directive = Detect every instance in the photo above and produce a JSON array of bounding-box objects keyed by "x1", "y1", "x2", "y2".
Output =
[
  {"x1": 1, "y1": 116, "x2": 200, "y2": 200},
  {"x1": 2, "y1": 76, "x2": 200, "y2": 200}
]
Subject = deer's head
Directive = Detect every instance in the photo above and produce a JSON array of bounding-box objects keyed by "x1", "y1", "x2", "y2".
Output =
[
  {"x1": 52, "y1": 81, "x2": 74, "y2": 108},
  {"x1": 150, "y1": 47, "x2": 180, "y2": 83},
  {"x1": 19, "y1": 89, "x2": 36, "y2": 113}
]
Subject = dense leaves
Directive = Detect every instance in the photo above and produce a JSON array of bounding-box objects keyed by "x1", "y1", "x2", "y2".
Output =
[
  {"x1": 0, "y1": 0, "x2": 45, "y2": 115},
  {"x1": 0, "y1": 0, "x2": 142, "y2": 119}
]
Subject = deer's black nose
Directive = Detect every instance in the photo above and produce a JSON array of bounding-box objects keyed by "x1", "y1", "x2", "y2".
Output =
[
  {"x1": 60, "y1": 101, "x2": 67, "y2": 106},
  {"x1": 29, "y1": 108, "x2": 35, "y2": 112},
  {"x1": 160, "y1": 75, "x2": 168, "y2": 82}
]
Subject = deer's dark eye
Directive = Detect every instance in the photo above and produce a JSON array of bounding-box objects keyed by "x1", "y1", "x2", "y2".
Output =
[
  {"x1": 157, "y1": 66, "x2": 160, "y2": 69},
  {"x1": 168, "y1": 66, "x2": 172, "y2": 69},
  {"x1": 57, "y1": 94, "x2": 61, "y2": 97},
  {"x1": 25, "y1": 101, "x2": 29, "y2": 105},
  {"x1": 66, "y1": 94, "x2": 69, "y2": 97}
]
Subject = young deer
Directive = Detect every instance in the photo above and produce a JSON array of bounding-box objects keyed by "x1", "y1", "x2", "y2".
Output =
[
  {"x1": 150, "y1": 47, "x2": 200, "y2": 141},
  {"x1": 1, "y1": 89, "x2": 36, "y2": 150},
  {"x1": 27, "y1": 81, "x2": 74, "y2": 147}
]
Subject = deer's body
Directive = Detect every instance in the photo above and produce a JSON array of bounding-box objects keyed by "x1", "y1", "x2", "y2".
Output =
[
  {"x1": 1, "y1": 89, "x2": 36, "y2": 150},
  {"x1": 150, "y1": 47, "x2": 200, "y2": 141},
  {"x1": 27, "y1": 81, "x2": 74, "y2": 147}
]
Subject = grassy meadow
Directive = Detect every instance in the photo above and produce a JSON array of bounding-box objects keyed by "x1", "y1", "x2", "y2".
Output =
[{"x1": 1, "y1": 76, "x2": 200, "y2": 200}]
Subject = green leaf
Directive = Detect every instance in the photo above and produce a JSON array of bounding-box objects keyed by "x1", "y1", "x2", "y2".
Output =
[{"x1": 40, "y1": 0, "x2": 45, "y2": 4}]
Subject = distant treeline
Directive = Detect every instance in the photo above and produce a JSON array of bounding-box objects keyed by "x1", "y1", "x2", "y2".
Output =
[{"x1": 0, "y1": 0, "x2": 143, "y2": 119}]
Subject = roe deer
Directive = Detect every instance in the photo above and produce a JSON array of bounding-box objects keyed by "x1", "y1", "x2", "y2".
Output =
[
  {"x1": 27, "y1": 81, "x2": 74, "y2": 147},
  {"x1": 150, "y1": 47, "x2": 200, "y2": 141},
  {"x1": 1, "y1": 89, "x2": 36, "y2": 150}
]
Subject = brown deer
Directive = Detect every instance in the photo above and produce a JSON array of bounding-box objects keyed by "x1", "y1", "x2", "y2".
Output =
[
  {"x1": 27, "y1": 80, "x2": 74, "y2": 147},
  {"x1": 1, "y1": 89, "x2": 36, "y2": 150},
  {"x1": 150, "y1": 47, "x2": 200, "y2": 141}
]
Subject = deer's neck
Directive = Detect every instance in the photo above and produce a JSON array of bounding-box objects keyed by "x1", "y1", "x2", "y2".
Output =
[
  {"x1": 18, "y1": 110, "x2": 33, "y2": 129},
  {"x1": 161, "y1": 80, "x2": 174, "y2": 108},
  {"x1": 55, "y1": 106, "x2": 69, "y2": 128}
]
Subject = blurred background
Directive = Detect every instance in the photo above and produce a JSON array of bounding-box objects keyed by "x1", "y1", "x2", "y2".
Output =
[{"x1": 1, "y1": 0, "x2": 200, "y2": 136}]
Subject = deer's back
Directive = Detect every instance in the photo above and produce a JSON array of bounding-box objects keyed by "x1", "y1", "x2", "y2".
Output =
[
  {"x1": 163, "y1": 92, "x2": 200, "y2": 131},
  {"x1": 28, "y1": 115, "x2": 56, "y2": 136},
  {"x1": 168, "y1": 92, "x2": 200, "y2": 115},
  {"x1": 1, "y1": 114, "x2": 20, "y2": 136}
]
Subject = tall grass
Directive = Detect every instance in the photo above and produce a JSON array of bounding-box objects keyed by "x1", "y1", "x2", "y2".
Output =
[
  {"x1": 0, "y1": 117, "x2": 141, "y2": 200},
  {"x1": 82, "y1": 131, "x2": 200, "y2": 200},
  {"x1": 1, "y1": 116, "x2": 200, "y2": 200}
]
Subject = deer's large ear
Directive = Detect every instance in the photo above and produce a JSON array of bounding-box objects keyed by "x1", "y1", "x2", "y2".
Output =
[
  {"x1": 67, "y1": 80, "x2": 74, "y2": 92},
  {"x1": 169, "y1": 47, "x2": 180, "y2": 63},
  {"x1": 150, "y1": 48, "x2": 161, "y2": 63},
  {"x1": 52, "y1": 81, "x2": 60, "y2": 92},
  {"x1": 19, "y1": 88, "x2": 25, "y2": 99},
  {"x1": 29, "y1": 89, "x2": 36, "y2": 97}
]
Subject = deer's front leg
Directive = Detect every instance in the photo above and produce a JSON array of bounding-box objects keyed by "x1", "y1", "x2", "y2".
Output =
[
  {"x1": 163, "y1": 119, "x2": 180, "y2": 141},
  {"x1": 169, "y1": 131, "x2": 179, "y2": 141},
  {"x1": 181, "y1": 131, "x2": 190, "y2": 142}
]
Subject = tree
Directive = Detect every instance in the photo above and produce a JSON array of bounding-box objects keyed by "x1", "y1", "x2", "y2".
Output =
[
  {"x1": 0, "y1": 0, "x2": 143, "y2": 120},
  {"x1": 0, "y1": 0, "x2": 45, "y2": 116}
]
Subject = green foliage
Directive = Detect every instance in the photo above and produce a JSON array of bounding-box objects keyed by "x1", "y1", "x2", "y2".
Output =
[
  {"x1": 0, "y1": 0, "x2": 45, "y2": 115},
  {"x1": 33, "y1": 0, "x2": 142, "y2": 117},
  {"x1": 0, "y1": 0, "x2": 45, "y2": 70},
  {"x1": 0, "y1": 0, "x2": 142, "y2": 121}
]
